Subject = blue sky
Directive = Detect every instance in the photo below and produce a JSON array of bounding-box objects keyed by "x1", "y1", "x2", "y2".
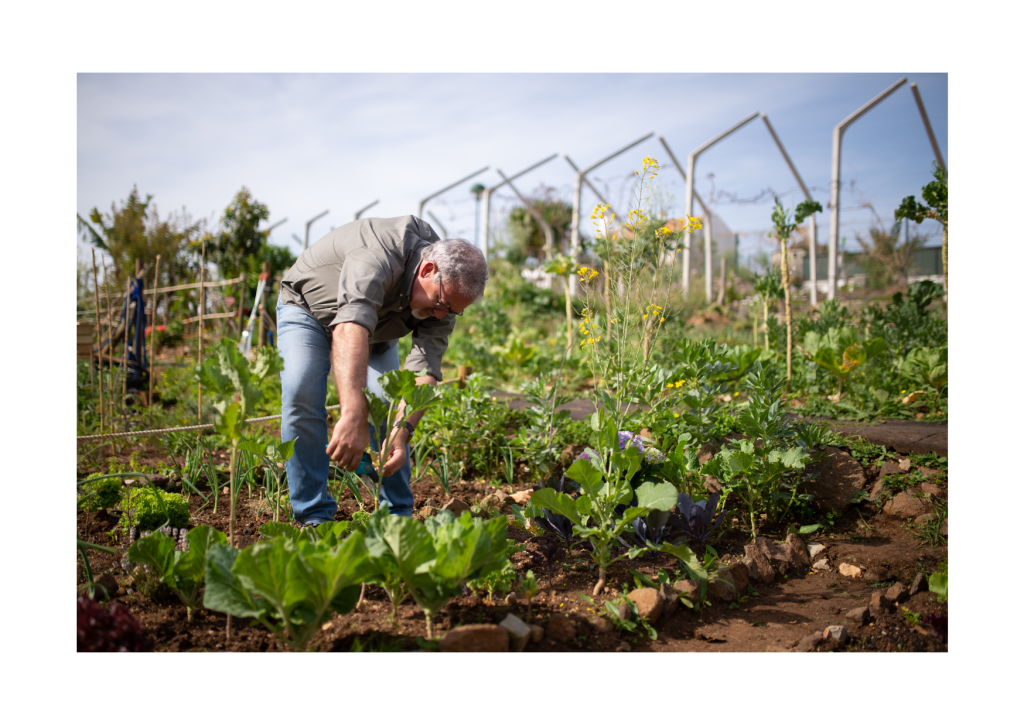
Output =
[{"x1": 77, "y1": 72, "x2": 947, "y2": 270}]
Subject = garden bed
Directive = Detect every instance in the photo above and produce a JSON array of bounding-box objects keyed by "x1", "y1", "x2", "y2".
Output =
[{"x1": 77, "y1": 438, "x2": 948, "y2": 653}]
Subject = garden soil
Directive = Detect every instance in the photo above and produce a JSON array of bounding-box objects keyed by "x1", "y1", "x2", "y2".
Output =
[{"x1": 77, "y1": 436, "x2": 948, "y2": 653}]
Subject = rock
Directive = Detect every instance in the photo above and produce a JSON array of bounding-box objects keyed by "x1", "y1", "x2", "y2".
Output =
[
  {"x1": 498, "y1": 613, "x2": 533, "y2": 652},
  {"x1": 546, "y1": 614, "x2": 576, "y2": 643},
  {"x1": 93, "y1": 572, "x2": 119, "y2": 600},
  {"x1": 869, "y1": 478, "x2": 887, "y2": 501},
  {"x1": 864, "y1": 566, "x2": 893, "y2": 582},
  {"x1": 921, "y1": 481, "x2": 943, "y2": 496},
  {"x1": 529, "y1": 624, "x2": 544, "y2": 643},
  {"x1": 616, "y1": 601, "x2": 632, "y2": 622},
  {"x1": 614, "y1": 640, "x2": 632, "y2": 652},
  {"x1": 744, "y1": 542, "x2": 776, "y2": 584},
  {"x1": 783, "y1": 534, "x2": 811, "y2": 569},
  {"x1": 707, "y1": 570, "x2": 738, "y2": 603},
  {"x1": 823, "y1": 624, "x2": 850, "y2": 644},
  {"x1": 729, "y1": 562, "x2": 751, "y2": 595},
  {"x1": 838, "y1": 563, "x2": 863, "y2": 578},
  {"x1": 883, "y1": 490, "x2": 931, "y2": 518},
  {"x1": 880, "y1": 461, "x2": 902, "y2": 477},
  {"x1": 439, "y1": 624, "x2": 509, "y2": 652},
  {"x1": 673, "y1": 579, "x2": 699, "y2": 602},
  {"x1": 918, "y1": 467, "x2": 945, "y2": 480},
  {"x1": 886, "y1": 582, "x2": 909, "y2": 604},
  {"x1": 812, "y1": 559, "x2": 831, "y2": 572},
  {"x1": 800, "y1": 446, "x2": 867, "y2": 515},
  {"x1": 741, "y1": 557, "x2": 759, "y2": 581},
  {"x1": 793, "y1": 633, "x2": 824, "y2": 652},
  {"x1": 628, "y1": 588, "x2": 665, "y2": 620},
  {"x1": 898, "y1": 458, "x2": 912, "y2": 472},
  {"x1": 697, "y1": 441, "x2": 721, "y2": 465},
  {"x1": 846, "y1": 606, "x2": 869, "y2": 626},
  {"x1": 755, "y1": 537, "x2": 791, "y2": 576},
  {"x1": 807, "y1": 541, "x2": 826, "y2": 559},
  {"x1": 659, "y1": 582, "x2": 680, "y2": 618},
  {"x1": 416, "y1": 505, "x2": 436, "y2": 519},
  {"x1": 869, "y1": 590, "x2": 894, "y2": 619},
  {"x1": 221, "y1": 486, "x2": 230, "y2": 495},
  {"x1": 441, "y1": 497, "x2": 472, "y2": 517},
  {"x1": 909, "y1": 572, "x2": 929, "y2": 597},
  {"x1": 510, "y1": 489, "x2": 533, "y2": 505},
  {"x1": 504, "y1": 592, "x2": 519, "y2": 606},
  {"x1": 588, "y1": 616, "x2": 614, "y2": 633}
]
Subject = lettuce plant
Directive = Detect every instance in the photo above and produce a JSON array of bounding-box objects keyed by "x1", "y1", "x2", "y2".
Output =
[
  {"x1": 127, "y1": 525, "x2": 227, "y2": 621},
  {"x1": 203, "y1": 531, "x2": 372, "y2": 652},
  {"x1": 802, "y1": 327, "x2": 886, "y2": 401},
  {"x1": 531, "y1": 419, "x2": 677, "y2": 596},
  {"x1": 900, "y1": 346, "x2": 947, "y2": 392},
  {"x1": 118, "y1": 487, "x2": 190, "y2": 532}
]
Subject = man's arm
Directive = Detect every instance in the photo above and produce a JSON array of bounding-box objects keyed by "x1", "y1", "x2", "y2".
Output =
[{"x1": 326, "y1": 322, "x2": 370, "y2": 471}]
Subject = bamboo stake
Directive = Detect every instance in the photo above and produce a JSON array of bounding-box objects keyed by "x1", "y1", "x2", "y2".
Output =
[
  {"x1": 780, "y1": 238, "x2": 793, "y2": 388},
  {"x1": 101, "y1": 257, "x2": 116, "y2": 456},
  {"x1": 149, "y1": 254, "x2": 161, "y2": 426},
  {"x1": 198, "y1": 239, "x2": 205, "y2": 425},
  {"x1": 257, "y1": 263, "x2": 269, "y2": 348},
  {"x1": 92, "y1": 249, "x2": 104, "y2": 437},
  {"x1": 121, "y1": 268, "x2": 133, "y2": 426}
]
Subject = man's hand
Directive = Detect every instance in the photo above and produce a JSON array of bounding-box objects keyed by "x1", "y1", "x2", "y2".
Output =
[
  {"x1": 327, "y1": 415, "x2": 370, "y2": 471},
  {"x1": 381, "y1": 427, "x2": 411, "y2": 477}
]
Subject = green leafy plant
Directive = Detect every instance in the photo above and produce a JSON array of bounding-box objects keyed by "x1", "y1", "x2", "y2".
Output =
[
  {"x1": 119, "y1": 486, "x2": 190, "y2": 532},
  {"x1": 900, "y1": 346, "x2": 948, "y2": 392},
  {"x1": 127, "y1": 525, "x2": 227, "y2": 621},
  {"x1": 239, "y1": 437, "x2": 297, "y2": 522},
  {"x1": 895, "y1": 162, "x2": 948, "y2": 296},
  {"x1": 769, "y1": 197, "x2": 823, "y2": 386},
  {"x1": 753, "y1": 271, "x2": 784, "y2": 351},
  {"x1": 363, "y1": 369, "x2": 442, "y2": 510},
  {"x1": 928, "y1": 561, "x2": 948, "y2": 603},
  {"x1": 360, "y1": 509, "x2": 510, "y2": 638},
  {"x1": 701, "y1": 367, "x2": 811, "y2": 538},
  {"x1": 203, "y1": 530, "x2": 373, "y2": 651},
  {"x1": 531, "y1": 423, "x2": 677, "y2": 595},
  {"x1": 195, "y1": 339, "x2": 283, "y2": 545},
  {"x1": 518, "y1": 570, "x2": 539, "y2": 621},
  {"x1": 802, "y1": 327, "x2": 886, "y2": 401}
]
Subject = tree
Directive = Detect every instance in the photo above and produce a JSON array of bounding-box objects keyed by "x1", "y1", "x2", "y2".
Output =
[
  {"x1": 895, "y1": 163, "x2": 947, "y2": 298},
  {"x1": 79, "y1": 186, "x2": 202, "y2": 291},
  {"x1": 203, "y1": 187, "x2": 295, "y2": 303},
  {"x1": 503, "y1": 187, "x2": 573, "y2": 264}
]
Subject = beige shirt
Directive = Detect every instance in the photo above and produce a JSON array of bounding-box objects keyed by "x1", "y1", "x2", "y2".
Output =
[{"x1": 278, "y1": 215, "x2": 453, "y2": 380}]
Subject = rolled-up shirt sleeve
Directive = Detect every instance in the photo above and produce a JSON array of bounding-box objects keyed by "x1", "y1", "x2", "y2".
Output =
[
  {"x1": 329, "y1": 250, "x2": 388, "y2": 332},
  {"x1": 405, "y1": 315, "x2": 455, "y2": 380}
]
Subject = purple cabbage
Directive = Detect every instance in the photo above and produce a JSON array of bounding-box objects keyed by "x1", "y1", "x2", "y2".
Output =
[{"x1": 670, "y1": 491, "x2": 728, "y2": 549}]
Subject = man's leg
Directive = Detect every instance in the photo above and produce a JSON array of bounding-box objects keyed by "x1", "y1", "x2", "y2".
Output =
[
  {"x1": 366, "y1": 344, "x2": 414, "y2": 517},
  {"x1": 277, "y1": 302, "x2": 337, "y2": 525}
]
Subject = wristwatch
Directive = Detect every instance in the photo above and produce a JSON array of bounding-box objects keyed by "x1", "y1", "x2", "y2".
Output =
[{"x1": 393, "y1": 420, "x2": 415, "y2": 435}]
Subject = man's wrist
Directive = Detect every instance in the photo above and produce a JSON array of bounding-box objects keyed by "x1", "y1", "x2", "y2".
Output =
[{"x1": 392, "y1": 420, "x2": 415, "y2": 435}]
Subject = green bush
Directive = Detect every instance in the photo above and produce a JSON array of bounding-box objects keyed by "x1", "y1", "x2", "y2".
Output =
[
  {"x1": 119, "y1": 487, "x2": 190, "y2": 531},
  {"x1": 78, "y1": 477, "x2": 122, "y2": 513}
]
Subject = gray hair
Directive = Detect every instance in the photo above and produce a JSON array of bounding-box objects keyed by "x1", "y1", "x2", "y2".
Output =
[{"x1": 422, "y1": 238, "x2": 488, "y2": 301}]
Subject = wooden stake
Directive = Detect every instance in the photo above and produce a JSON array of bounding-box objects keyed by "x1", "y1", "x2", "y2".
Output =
[
  {"x1": 257, "y1": 262, "x2": 269, "y2": 348},
  {"x1": 198, "y1": 239, "x2": 206, "y2": 425},
  {"x1": 149, "y1": 254, "x2": 161, "y2": 426},
  {"x1": 101, "y1": 257, "x2": 116, "y2": 456},
  {"x1": 92, "y1": 249, "x2": 104, "y2": 437}
]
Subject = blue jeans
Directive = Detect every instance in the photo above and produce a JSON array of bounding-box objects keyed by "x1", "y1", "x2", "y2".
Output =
[{"x1": 277, "y1": 302, "x2": 414, "y2": 523}]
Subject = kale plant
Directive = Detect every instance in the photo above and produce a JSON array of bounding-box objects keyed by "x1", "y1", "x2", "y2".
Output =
[{"x1": 127, "y1": 525, "x2": 227, "y2": 621}]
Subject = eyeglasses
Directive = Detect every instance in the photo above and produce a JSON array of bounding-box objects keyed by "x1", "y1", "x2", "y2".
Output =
[{"x1": 433, "y1": 276, "x2": 463, "y2": 317}]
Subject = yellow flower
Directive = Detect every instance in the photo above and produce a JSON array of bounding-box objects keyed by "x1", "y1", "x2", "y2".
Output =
[{"x1": 673, "y1": 413, "x2": 680, "y2": 418}]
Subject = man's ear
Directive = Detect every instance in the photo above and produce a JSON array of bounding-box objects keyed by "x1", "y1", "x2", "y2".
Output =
[{"x1": 418, "y1": 260, "x2": 437, "y2": 278}]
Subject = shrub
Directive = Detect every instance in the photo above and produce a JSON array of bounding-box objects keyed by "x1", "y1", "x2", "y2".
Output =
[{"x1": 119, "y1": 487, "x2": 190, "y2": 531}]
